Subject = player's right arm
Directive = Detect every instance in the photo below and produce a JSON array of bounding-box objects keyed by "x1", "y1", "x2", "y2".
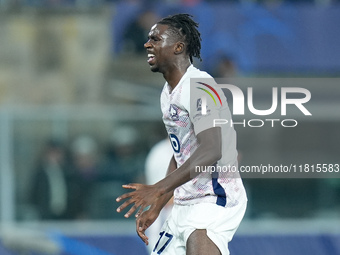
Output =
[{"x1": 136, "y1": 154, "x2": 176, "y2": 245}]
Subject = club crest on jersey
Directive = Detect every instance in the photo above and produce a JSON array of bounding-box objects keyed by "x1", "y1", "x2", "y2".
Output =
[{"x1": 169, "y1": 104, "x2": 179, "y2": 121}]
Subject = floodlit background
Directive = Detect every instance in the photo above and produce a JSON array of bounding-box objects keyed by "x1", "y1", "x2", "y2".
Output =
[{"x1": 0, "y1": 0, "x2": 339, "y2": 254}]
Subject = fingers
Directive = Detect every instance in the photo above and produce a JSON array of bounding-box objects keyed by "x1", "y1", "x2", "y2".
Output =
[
  {"x1": 116, "y1": 197, "x2": 145, "y2": 218},
  {"x1": 116, "y1": 197, "x2": 135, "y2": 215},
  {"x1": 122, "y1": 183, "x2": 138, "y2": 189},
  {"x1": 116, "y1": 183, "x2": 150, "y2": 218},
  {"x1": 138, "y1": 228, "x2": 149, "y2": 245},
  {"x1": 116, "y1": 183, "x2": 142, "y2": 202},
  {"x1": 124, "y1": 204, "x2": 140, "y2": 218},
  {"x1": 135, "y1": 206, "x2": 144, "y2": 218},
  {"x1": 116, "y1": 191, "x2": 134, "y2": 203},
  {"x1": 136, "y1": 215, "x2": 149, "y2": 245}
]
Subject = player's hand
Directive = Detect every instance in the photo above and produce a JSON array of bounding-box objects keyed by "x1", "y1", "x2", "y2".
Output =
[
  {"x1": 136, "y1": 205, "x2": 160, "y2": 245},
  {"x1": 116, "y1": 183, "x2": 162, "y2": 218}
]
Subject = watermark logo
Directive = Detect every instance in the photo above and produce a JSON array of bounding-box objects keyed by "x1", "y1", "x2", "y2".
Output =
[
  {"x1": 196, "y1": 82, "x2": 223, "y2": 106},
  {"x1": 196, "y1": 82, "x2": 223, "y2": 115},
  {"x1": 221, "y1": 85, "x2": 311, "y2": 116},
  {"x1": 192, "y1": 78, "x2": 312, "y2": 128}
]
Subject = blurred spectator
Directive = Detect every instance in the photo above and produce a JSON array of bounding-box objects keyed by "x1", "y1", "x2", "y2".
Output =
[
  {"x1": 67, "y1": 135, "x2": 102, "y2": 219},
  {"x1": 123, "y1": 10, "x2": 160, "y2": 54},
  {"x1": 103, "y1": 125, "x2": 145, "y2": 183},
  {"x1": 90, "y1": 125, "x2": 147, "y2": 219},
  {"x1": 214, "y1": 54, "x2": 238, "y2": 79},
  {"x1": 30, "y1": 138, "x2": 70, "y2": 220}
]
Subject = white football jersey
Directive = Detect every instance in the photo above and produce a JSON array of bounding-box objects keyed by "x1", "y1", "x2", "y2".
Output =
[{"x1": 160, "y1": 65, "x2": 247, "y2": 208}]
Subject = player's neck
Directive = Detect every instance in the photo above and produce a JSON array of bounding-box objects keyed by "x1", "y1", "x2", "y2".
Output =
[{"x1": 163, "y1": 60, "x2": 191, "y2": 92}]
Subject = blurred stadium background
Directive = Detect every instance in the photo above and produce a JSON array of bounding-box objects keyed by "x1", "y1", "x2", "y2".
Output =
[{"x1": 0, "y1": 0, "x2": 339, "y2": 254}]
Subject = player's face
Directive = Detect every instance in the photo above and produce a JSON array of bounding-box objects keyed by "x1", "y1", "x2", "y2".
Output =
[{"x1": 144, "y1": 24, "x2": 177, "y2": 73}]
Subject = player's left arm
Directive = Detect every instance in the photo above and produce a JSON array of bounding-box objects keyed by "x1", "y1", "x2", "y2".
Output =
[
  {"x1": 156, "y1": 126, "x2": 222, "y2": 194},
  {"x1": 116, "y1": 126, "x2": 222, "y2": 218}
]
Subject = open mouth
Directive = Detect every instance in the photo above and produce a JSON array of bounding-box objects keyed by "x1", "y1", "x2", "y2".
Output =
[{"x1": 147, "y1": 53, "x2": 155, "y2": 64}]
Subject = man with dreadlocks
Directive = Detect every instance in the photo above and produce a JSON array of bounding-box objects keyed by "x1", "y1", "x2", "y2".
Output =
[{"x1": 116, "y1": 14, "x2": 247, "y2": 255}]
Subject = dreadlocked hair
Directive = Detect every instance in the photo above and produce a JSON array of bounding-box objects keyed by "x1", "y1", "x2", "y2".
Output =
[{"x1": 158, "y1": 13, "x2": 202, "y2": 63}]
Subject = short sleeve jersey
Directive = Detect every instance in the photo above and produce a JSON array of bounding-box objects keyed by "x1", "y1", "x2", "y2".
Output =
[{"x1": 160, "y1": 65, "x2": 247, "y2": 208}]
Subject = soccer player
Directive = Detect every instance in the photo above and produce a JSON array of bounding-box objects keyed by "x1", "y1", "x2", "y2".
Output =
[{"x1": 116, "y1": 14, "x2": 247, "y2": 255}]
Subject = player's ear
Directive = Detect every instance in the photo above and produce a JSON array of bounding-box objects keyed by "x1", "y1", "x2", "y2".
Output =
[{"x1": 174, "y1": 42, "x2": 185, "y2": 55}]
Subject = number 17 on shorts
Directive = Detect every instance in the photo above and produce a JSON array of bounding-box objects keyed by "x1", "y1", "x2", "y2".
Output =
[
  {"x1": 152, "y1": 231, "x2": 173, "y2": 254},
  {"x1": 151, "y1": 214, "x2": 184, "y2": 254}
]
